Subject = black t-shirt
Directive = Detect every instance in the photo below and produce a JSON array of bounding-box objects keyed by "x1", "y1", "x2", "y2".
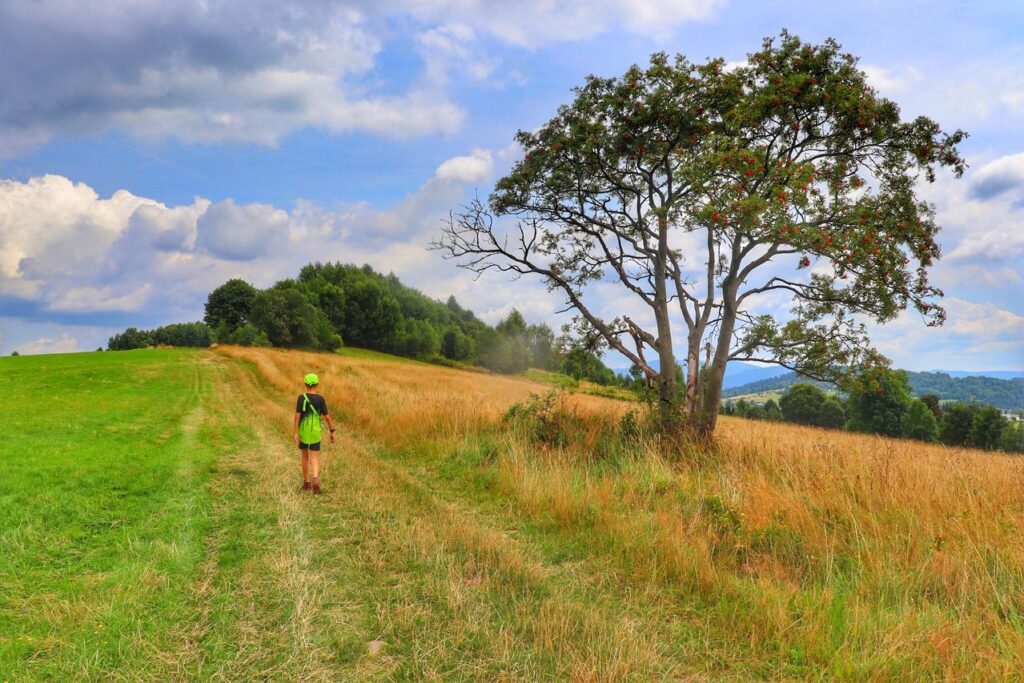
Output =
[{"x1": 295, "y1": 393, "x2": 329, "y2": 418}]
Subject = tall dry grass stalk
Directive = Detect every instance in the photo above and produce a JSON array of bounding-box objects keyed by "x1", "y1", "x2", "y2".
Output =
[{"x1": 216, "y1": 345, "x2": 1024, "y2": 678}]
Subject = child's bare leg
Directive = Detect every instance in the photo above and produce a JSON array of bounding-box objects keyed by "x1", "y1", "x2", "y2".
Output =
[
  {"x1": 310, "y1": 450, "x2": 320, "y2": 480},
  {"x1": 301, "y1": 449, "x2": 310, "y2": 481}
]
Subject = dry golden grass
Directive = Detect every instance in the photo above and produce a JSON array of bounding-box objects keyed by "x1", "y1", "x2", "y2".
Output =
[{"x1": 214, "y1": 344, "x2": 1024, "y2": 679}]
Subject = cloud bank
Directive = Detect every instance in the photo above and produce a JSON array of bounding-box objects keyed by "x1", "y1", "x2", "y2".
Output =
[{"x1": 0, "y1": 0, "x2": 724, "y2": 158}]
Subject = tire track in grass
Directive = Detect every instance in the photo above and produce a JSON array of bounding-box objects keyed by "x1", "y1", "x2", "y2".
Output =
[{"x1": 174, "y1": 355, "x2": 335, "y2": 681}]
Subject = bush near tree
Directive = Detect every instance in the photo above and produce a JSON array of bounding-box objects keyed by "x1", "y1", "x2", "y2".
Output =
[
  {"x1": 762, "y1": 399, "x2": 783, "y2": 421},
  {"x1": 968, "y1": 405, "x2": 1006, "y2": 451},
  {"x1": 919, "y1": 394, "x2": 943, "y2": 421},
  {"x1": 939, "y1": 402, "x2": 979, "y2": 446},
  {"x1": 845, "y1": 369, "x2": 913, "y2": 437},
  {"x1": 901, "y1": 399, "x2": 939, "y2": 442},
  {"x1": 999, "y1": 422, "x2": 1024, "y2": 453},
  {"x1": 778, "y1": 382, "x2": 844, "y2": 427}
]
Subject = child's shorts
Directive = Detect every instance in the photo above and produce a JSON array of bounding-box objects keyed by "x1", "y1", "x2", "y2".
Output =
[{"x1": 298, "y1": 441, "x2": 321, "y2": 451}]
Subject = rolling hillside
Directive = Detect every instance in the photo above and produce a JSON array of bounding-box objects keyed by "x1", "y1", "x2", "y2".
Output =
[
  {"x1": 3, "y1": 347, "x2": 1023, "y2": 679},
  {"x1": 724, "y1": 369, "x2": 1024, "y2": 409}
]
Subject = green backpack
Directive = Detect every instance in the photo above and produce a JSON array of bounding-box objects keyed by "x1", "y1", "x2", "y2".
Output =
[{"x1": 297, "y1": 393, "x2": 323, "y2": 444}]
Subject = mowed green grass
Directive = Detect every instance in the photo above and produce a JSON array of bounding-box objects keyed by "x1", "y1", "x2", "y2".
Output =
[{"x1": 0, "y1": 349, "x2": 224, "y2": 679}]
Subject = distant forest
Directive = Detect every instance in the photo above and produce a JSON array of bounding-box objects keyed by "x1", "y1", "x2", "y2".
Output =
[
  {"x1": 724, "y1": 370, "x2": 1024, "y2": 410},
  {"x1": 108, "y1": 262, "x2": 621, "y2": 385}
]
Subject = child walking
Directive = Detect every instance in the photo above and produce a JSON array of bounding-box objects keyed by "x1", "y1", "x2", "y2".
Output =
[{"x1": 293, "y1": 373, "x2": 335, "y2": 494}]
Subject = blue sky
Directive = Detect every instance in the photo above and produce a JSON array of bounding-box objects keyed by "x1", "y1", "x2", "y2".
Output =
[{"x1": 0, "y1": 0, "x2": 1022, "y2": 371}]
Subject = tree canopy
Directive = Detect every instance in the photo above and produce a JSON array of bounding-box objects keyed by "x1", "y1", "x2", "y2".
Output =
[{"x1": 434, "y1": 31, "x2": 965, "y2": 438}]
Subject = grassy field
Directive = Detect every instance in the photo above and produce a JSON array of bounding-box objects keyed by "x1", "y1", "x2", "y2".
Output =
[{"x1": 2, "y1": 346, "x2": 1023, "y2": 680}]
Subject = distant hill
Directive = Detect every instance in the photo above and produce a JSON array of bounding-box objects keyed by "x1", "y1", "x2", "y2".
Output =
[
  {"x1": 932, "y1": 370, "x2": 1024, "y2": 380},
  {"x1": 610, "y1": 360, "x2": 790, "y2": 389},
  {"x1": 722, "y1": 362, "x2": 792, "y2": 389},
  {"x1": 724, "y1": 370, "x2": 1024, "y2": 410}
]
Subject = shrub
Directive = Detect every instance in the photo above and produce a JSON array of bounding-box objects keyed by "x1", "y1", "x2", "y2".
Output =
[
  {"x1": 845, "y1": 369, "x2": 913, "y2": 437},
  {"x1": 503, "y1": 391, "x2": 574, "y2": 447},
  {"x1": 940, "y1": 402, "x2": 979, "y2": 446},
  {"x1": 780, "y1": 383, "x2": 829, "y2": 425},
  {"x1": 969, "y1": 406, "x2": 1006, "y2": 450},
  {"x1": 901, "y1": 399, "x2": 939, "y2": 442}
]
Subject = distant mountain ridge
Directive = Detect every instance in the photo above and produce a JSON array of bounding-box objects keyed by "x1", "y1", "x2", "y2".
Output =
[
  {"x1": 724, "y1": 369, "x2": 1024, "y2": 410},
  {"x1": 611, "y1": 360, "x2": 791, "y2": 389},
  {"x1": 931, "y1": 370, "x2": 1024, "y2": 380}
]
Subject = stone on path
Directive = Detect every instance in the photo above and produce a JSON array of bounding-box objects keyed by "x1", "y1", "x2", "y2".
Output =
[{"x1": 368, "y1": 640, "x2": 386, "y2": 656}]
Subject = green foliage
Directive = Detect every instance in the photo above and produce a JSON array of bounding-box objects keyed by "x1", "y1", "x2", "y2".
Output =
[
  {"x1": 779, "y1": 383, "x2": 828, "y2": 425},
  {"x1": 386, "y1": 318, "x2": 440, "y2": 360},
  {"x1": 223, "y1": 323, "x2": 271, "y2": 347},
  {"x1": 998, "y1": 422, "x2": 1024, "y2": 453},
  {"x1": 108, "y1": 326, "x2": 155, "y2": 350},
  {"x1": 109, "y1": 322, "x2": 212, "y2": 351},
  {"x1": 343, "y1": 277, "x2": 402, "y2": 348},
  {"x1": 907, "y1": 374, "x2": 1024, "y2": 410},
  {"x1": 440, "y1": 326, "x2": 473, "y2": 361},
  {"x1": 478, "y1": 315, "x2": 531, "y2": 373},
  {"x1": 10, "y1": 350, "x2": 19, "y2": 356},
  {"x1": 936, "y1": 402, "x2": 1010, "y2": 451},
  {"x1": 939, "y1": 402, "x2": 979, "y2": 446},
  {"x1": 204, "y1": 278, "x2": 257, "y2": 333},
  {"x1": 730, "y1": 383, "x2": 848, "y2": 430},
  {"x1": 502, "y1": 391, "x2": 574, "y2": 447},
  {"x1": 901, "y1": 399, "x2": 939, "y2": 442},
  {"x1": 968, "y1": 405, "x2": 1006, "y2": 451},
  {"x1": 818, "y1": 397, "x2": 847, "y2": 429},
  {"x1": 919, "y1": 394, "x2": 942, "y2": 420},
  {"x1": 762, "y1": 398, "x2": 783, "y2": 421},
  {"x1": 250, "y1": 288, "x2": 320, "y2": 348},
  {"x1": 152, "y1": 321, "x2": 212, "y2": 348},
  {"x1": 845, "y1": 369, "x2": 913, "y2": 437},
  {"x1": 560, "y1": 348, "x2": 615, "y2": 385},
  {"x1": 726, "y1": 370, "x2": 1024, "y2": 410}
]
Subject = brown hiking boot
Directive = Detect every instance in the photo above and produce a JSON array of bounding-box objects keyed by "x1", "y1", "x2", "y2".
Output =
[
  {"x1": 301, "y1": 480, "x2": 312, "y2": 491},
  {"x1": 312, "y1": 478, "x2": 321, "y2": 495}
]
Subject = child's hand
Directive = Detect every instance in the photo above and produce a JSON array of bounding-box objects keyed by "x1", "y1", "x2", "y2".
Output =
[
  {"x1": 293, "y1": 433, "x2": 300, "y2": 445},
  {"x1": 330, "y1": 432, "x2": 336, "y2": 444}
]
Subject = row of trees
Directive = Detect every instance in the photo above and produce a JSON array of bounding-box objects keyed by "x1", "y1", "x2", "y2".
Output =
[
  {"x1": 201, "y1": 263, "x2": 564, "y2": 372},
  {"x1": 724, "y1": 371, "x2": 1024, "y2": 453},
  {"x1": 109, "y1": 262, "x2": 623, "y2": 381},
  {"x1": 723, "y1": 370, "x2": 1024, "y2": 411},
  {"x1": 108, "y1": 322, "x2": 212, "y2": 350}
]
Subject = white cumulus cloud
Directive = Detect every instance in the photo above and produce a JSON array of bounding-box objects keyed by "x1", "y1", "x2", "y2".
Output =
[
  {"x1": 435, "y1": 149, "x2": 494, "y2": 183},
  {"x1": 196, "y1": 200, "x2": 290, "y2": 261},
  {"x1": 16, "y1": 334, "x2": 80, "y2": 356}
]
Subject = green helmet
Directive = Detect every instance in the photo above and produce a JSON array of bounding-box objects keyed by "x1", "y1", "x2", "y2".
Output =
[{"x1": 304, "y1": 373, "x2": 319, "y2": 386}]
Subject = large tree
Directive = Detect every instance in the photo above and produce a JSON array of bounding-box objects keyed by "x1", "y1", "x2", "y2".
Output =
[
  {"x1": 204, "y1": 278, "x2": 257, "y2": 333},
  {"x1": 433, "y1": 31, "x2": 965, "y2": 438}
]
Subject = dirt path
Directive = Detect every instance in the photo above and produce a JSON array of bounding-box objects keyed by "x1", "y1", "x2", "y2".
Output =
[{"x1": 176, "y1": 350, "x2": 698, "y2": 680}]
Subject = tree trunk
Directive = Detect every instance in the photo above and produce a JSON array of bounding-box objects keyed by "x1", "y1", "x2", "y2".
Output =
[
  {"x1": 655, "y1": 327, "x2": 678, "y2": 431},
  {"x1": 684, "y1": 330, "x2": 701, "y2": 417},
  {"x1": 654, "y1": 217, "x2": 679, "y2": 434},
  {"x1": 696, "y1": 306, "x2": 736, "y2": 437}
]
